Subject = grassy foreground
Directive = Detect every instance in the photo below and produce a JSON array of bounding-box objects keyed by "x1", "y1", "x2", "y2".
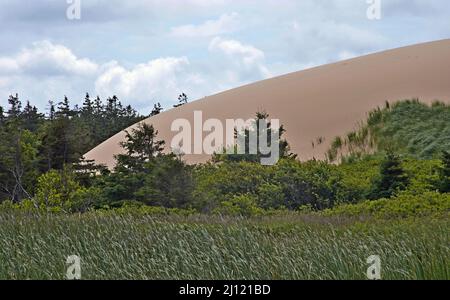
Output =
[{"x1": 0, "y1": 211, "x2": 448, "y2": 280}]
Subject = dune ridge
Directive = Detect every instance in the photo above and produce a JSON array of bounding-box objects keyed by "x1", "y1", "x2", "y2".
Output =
[{"x1": 85, "y1": 39, "x2": 450, "y2": 168}]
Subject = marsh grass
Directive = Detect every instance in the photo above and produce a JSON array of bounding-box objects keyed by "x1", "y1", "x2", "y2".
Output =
[{"x1": 0, "y1": 211, "x2": 448, "y2": 280}]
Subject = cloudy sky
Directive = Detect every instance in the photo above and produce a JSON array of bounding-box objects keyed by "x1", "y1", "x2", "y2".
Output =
[{"x1": 0, "y1": 0, "x2": 449, "y2": 113}]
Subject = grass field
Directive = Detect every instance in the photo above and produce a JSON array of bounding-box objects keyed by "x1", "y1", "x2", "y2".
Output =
[{"x1": 0, "y1": 211, "x2": 447, "y2": 280}]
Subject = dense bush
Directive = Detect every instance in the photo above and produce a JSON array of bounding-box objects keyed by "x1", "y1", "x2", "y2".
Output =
[
  {"x1": 325, "y1": 191, "x2": 450, "y2": 219},
  {"x1": 193, "y1": 159, "x2": 365, "y2": 213}
]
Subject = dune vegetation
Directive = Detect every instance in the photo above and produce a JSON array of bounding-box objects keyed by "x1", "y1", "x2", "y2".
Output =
[
  {"x1": 0, "y1": 96, "x2": 449, "y2": 279},
  {"x1": 0, "y1": 210, "x2": 448, "y2": 280}
]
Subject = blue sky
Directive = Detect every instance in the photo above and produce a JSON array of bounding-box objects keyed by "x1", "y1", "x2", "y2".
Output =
[{"x1": 0, "y1": 0, "x2": 449, "y2": 113}]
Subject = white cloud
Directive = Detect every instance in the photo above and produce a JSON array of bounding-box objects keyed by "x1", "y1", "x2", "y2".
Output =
[
  {"x1": 0, "y1": 58, "x2": 19, "y2": 74},
  {"x1": 170, "y1": 12, "x2": 240, "y2": 37},
  {"x1": 0, "y1": 41, "x2": 98, "y2": 77},
  {"x1": 0, "y1": 38, "x2": 274, "y2": 113},
  {"x1": 95, "y1": 57, "x2": 193, "y2": 110},
  {"x1": 285, "y1": 19, "x2": 389, "y2": 63},
  {"x1": 209, "y1": 37, "x2": 271, "y2": 79}
]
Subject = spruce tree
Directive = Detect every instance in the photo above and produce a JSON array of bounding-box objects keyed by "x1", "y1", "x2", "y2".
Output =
[
  {"x1": 0, "y1": 96, "x2": 38, "y2": 202},
  {"x1": 116, "y1": 123, "x2": 165, "y2": 169},
  {"x1": 0, "y1": 106, "x2": 5, "y2": 126},
  {"x1": 173, "y1": 93, "x2": 188, "y2": 108},
  {"x1": 57, "y1": 96, "x2": 72, "y2": 118},
  {"x1": 369, "y1": 151, "x2": 409, "y2": 199},
  {"x1": 7, "y1": 93, "x2": 21, "y2": 118},
  {"x1": 22, "y1": 101, "x2": 43, "y2": 132},
  {"x1": 214, "y1": 112, "x2": 295, "y2": 163},
  {"x1": 150, "y1": 103, "x2": 163, "y2": 116},
  {"x1": 82, "y1": 93, "x2": 93, "y2": 115},
  {"x1": 48, "y1": 100, "x2": 56, "y2": 120}
]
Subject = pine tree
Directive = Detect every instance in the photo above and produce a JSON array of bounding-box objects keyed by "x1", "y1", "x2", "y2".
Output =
[
  {"x1": 0, "y1": 96, "x2": 39, "y2": 202},
  {"x1": 0, "y1": 106, "x2": 5, "y2": 126},
  {"x1": 115, "y1": 123, "x2": 165, "y2": 172},
  {"x1": 48, "y1": 100, "x2": 56, "y2": 120},
  {"x1": 7, "y1": 93, "x2": 21, "y2": 119},
  {"x1": 150, "y1": 103, "x2": 163, "y2": 116},
  {"x1": 22, "y1": 101, "x2": 43, "y2": 132},
  {"x1": 369, "y1": 151, "x2": 409, "y2": 199},
  {"x1": 57, "y1": 96, "x2": 72, "y2": 118},
  {"x1": 214, "y1": 112, "x2": 295, "y2": 163},
  {"x1": 174, "y1": 93, "x2": 188, "y2": 108},
  {"x1": 93, "y1": 96, "x2": 103, "y2": 117},
  {"x1": 82, "y1": 93, "x2": 93, "y2": 115}
]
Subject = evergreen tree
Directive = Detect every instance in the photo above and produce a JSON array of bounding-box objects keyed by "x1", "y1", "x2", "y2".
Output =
[
  {"x1": 100, "y1": 122, "x2": 192, "y2": 208},
  {"x1": 150, "y1": 103, "x2": 163, "y2": 116},
  {"x1": 7, "y1": 93, "x2": 21, "y2": 118},
  {"x1": 0, "y1": 97, "x2": 39, "y2": 202},
  {"x1": 214, "y1": 112, "x2": 295, "y2": 164},
  {"x1": 57, "y1": 96, "x2": 72, "y2": 118},
  {"x1": 39, "y1": 96, "x2": 81, "y2": 171},
  {"x1": 0, "y1": 106, "x2": 5, "y2": 126},
  {"x1": 115, "y1": 123, "x2": 165, "y2": 171},
  {"x1": 369, "y1": 151, "x2": 409, "y2": 199},
  {"x1": 22, "y1": 101, "x2": 43, "y2": 132},
  {"x1": 174, "y1": 93, "x2": 188, "y2": 108},
  {"x1": 93, "y1": 96, "x2": 103, "y2": 117},
  {"x1": 82, "y1": 93, "x2": 93, "y2": 115},
  {"x1": 48, "y1": 100, "x2": 56, "y2": 120}
]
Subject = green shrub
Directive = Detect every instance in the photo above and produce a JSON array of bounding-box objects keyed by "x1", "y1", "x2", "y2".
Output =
[
  {"x1": 34, "y1": 168, "x2": 101, "y2": 212},
  {"x1": 325, "y1": 191, "x2": 450, "y2": 219},
  {"x1": 214, "y1": 194, "x2": 263, "y2": 217},
  {"x1": 34, "y1": 168, "x2": 80, "y2": 210}
]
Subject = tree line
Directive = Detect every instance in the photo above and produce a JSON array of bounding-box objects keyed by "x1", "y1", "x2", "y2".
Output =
[
  {"x1": 0, "y1": 96, "x2": 448, "y2": 215},
  {"x1": 0, "y1": 93, "x2": 146, "y2": 202}
]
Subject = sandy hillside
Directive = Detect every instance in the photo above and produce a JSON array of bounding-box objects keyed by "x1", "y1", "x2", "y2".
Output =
[{"x1": 85, "y1": 39, "x2": 450, "y2": 168}]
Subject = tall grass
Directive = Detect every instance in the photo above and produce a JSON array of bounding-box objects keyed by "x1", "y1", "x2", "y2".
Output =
[
  {"x1": 0, "y1": 211, "x2": 447, "y2": 280},
  {"x1": 328, "y1": 100, "x2": 450, "y2": 161}
]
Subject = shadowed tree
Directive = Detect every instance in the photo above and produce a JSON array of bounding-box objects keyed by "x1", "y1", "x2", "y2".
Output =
[
  {"x1": 438, "y1": 151, "x2": 450, "y2": 193},
  {"x1": 369, "y1": 151, "x2": 409, "y2": 199},
  {"x1": 173, "y1": 93, "x2": 188, "y2": 108},
  {"x1": 115, "y1": 123, "x2": 165, "y2": 172},
  {"x1": 213, "y1": 111, "x2": 295, "y2": 164},
  {"x1": 150, "y1": 103, "x2": 163, "y2": 116}
]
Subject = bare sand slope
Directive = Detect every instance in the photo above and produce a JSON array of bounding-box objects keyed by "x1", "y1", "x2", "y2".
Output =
[{"x1": 85, "y1": 39, "x2": 450, "y2": 168}]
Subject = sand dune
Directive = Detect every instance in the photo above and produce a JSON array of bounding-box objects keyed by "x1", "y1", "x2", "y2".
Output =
[{"x1": 85, "y1": 39, "x2": 450, "y2": 168}]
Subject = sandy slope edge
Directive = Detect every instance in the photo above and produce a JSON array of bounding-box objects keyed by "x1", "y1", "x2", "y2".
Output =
[{"x1": 85, "y1": 39, "x2": 450, "y2": 168}]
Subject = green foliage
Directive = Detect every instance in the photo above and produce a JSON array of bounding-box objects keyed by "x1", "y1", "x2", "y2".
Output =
[
  {"x1": 213, "y1": 112, "x2": 295, "y2": 164},
  {"x1": 214, "y1": 194, "x2": 263, "y2": 217},
  {"x1": 0, "y1": 120, "x2": 40, "y2": 202},
  {"x1": 328, "y1": 100, "x2": 450, "y2": 162},
  {"x1": 0, "y1": 97, "x2": 448, "y2": 217},
  {"x1": 34, "y1": 168, "x2": 81, "y2": 211},
  {"x1": 0, "y1": 211, "x2": 447, "y2": 279},
  {"x1": 115, "y1": 123, "x2": 165, "y2": 171},
  {"x1": 97, "y1": 122, "x2": 193, "y2": 208},
  {"x1": 193, "y1": 159, "x2": 352, "y2": 213},
  {"x1": 133, "y1": 155, "x2": 194, "y2": 208},
  {"x1": 368, "y1": 152, "x2": 409, "y2": 199},
  {"x1": 438, "y1": 151, "x2": 450, "y2": 193},
  {"x1": 34, "y1": 168, "x2": 101, "y2": 212},
  {"x1": 0, "y1": 93, "x2": 144, "y2": 202},
  {"x1": 325, "y1": 191, "x2": 450, "y2": 219}
]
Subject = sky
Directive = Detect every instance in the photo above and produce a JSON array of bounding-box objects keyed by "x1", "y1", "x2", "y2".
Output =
[{"x1": 0, "y1": 0, "x2": 449, "y2": 114}]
